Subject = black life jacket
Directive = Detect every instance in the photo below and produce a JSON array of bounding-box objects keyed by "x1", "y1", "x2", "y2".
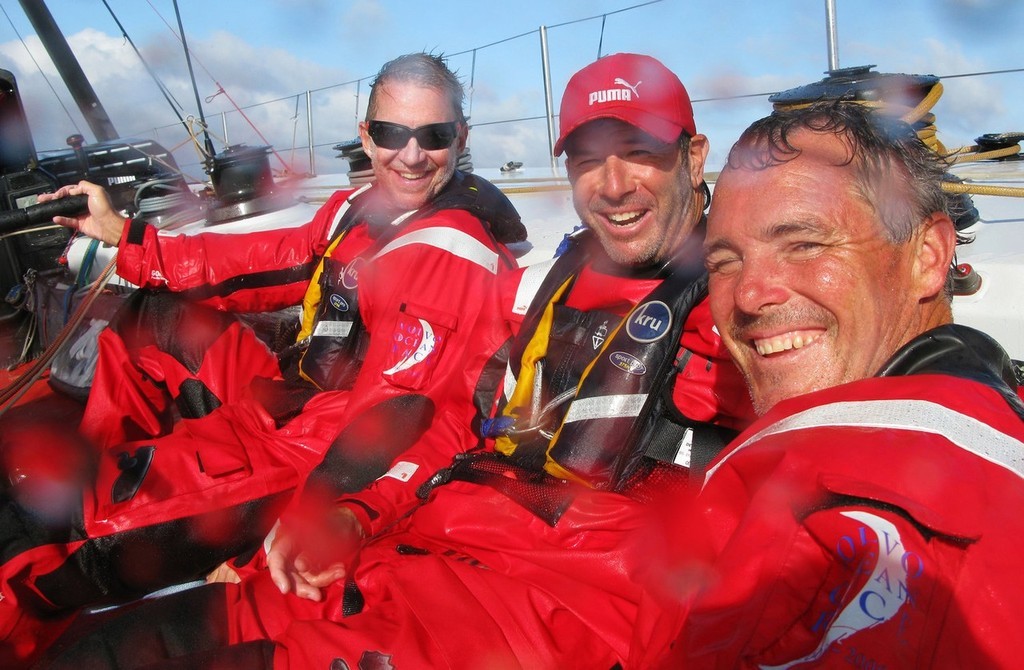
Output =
[
  {"x1": 878, "y1": 323, "x2": 1024, "y2": 421},
  {"x1": 489, "y1": 226, "x2": 735, "y2": 491}
]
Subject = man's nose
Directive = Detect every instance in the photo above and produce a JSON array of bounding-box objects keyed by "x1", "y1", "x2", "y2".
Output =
[
  {"x1": 598, "y1": 155, "x2": 634, "y2": 200},
  {"x1": 733, "y1": 254, "x2": 790, "y2": 314},
  {"x1": 397, "y1": 138, "x2": 428, "y2": 164}
]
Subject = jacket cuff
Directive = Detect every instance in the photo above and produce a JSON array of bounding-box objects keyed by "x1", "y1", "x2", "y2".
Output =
[{"x1": 125, "y1": 216, "x2": 147, "y2": 246}]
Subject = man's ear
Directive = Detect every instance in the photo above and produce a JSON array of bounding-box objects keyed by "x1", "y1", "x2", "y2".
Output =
[
  {"x1": 913, "y1": 211, "x2": 957, "y2": 299},
  {"x1": 455, "y1": 122, "x2": 469, "y2": 155},
  {"x1": 687, "y1": 134, "x2": 710, "y2": 188},
  {"x1": 358, "y1": 122, "x2": 375, "y2": 160}
]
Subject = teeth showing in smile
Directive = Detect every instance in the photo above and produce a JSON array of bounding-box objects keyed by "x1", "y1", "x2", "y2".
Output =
[
  {"x1": 608, "y1": 211, "x2": 643, "y2": 225},
  {"x1": 753, "y1": 332, "x2": 819, "y2": 356},
  {"x1": 400, "y1": 172, "x2": 427, "y2": 180}
]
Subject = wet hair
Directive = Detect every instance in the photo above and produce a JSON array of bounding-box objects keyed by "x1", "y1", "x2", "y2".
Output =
[
  {"x1": 725, "y1": 101, "x2": 949, "y2": 244},
  {"x1": 365, "y1": 53, "x2": 466, "y2": 124}
]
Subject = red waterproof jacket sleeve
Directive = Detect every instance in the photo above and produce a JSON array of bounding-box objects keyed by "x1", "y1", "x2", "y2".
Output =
[{"x1": 114, "y1": 190, "x2": 354, "y2": 312}]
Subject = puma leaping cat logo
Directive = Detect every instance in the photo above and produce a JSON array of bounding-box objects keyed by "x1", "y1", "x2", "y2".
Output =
[{"x1": 614, "y1": 78, "x2": 642, "y2": 98}]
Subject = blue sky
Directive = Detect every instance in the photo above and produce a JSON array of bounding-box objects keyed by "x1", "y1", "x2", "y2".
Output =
[{"x1": 1, "y1": 0, "x2": 1021, "y2": 178}]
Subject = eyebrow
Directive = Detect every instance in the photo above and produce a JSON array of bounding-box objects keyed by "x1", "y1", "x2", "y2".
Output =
[
  {"x1": 704, "y1": 219, "x2": 828, "y2": 256},
  {"x1": 568, "y1": 133, "x2": 665, "y2": 159},
  {"x1": 703, "y1": 236, "x2": 736, "y2": 258},
  {"x1": 768, "y1": 220, "x2": 830, "y2": 239}
]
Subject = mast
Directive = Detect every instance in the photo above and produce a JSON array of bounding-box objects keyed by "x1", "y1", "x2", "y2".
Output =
[
  {"x1": 539, "y1": 25, "x2": 557, "y2": 170},
  {"x1": 824, "y1": 0, "x2": 840, "y2": 72},
  {"x1": 17, "y1": 0, "x2": 119, "y2": 141}
]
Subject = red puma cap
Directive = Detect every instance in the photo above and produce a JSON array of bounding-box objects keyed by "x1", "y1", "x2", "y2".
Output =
[{"x1": 554, "y1": 53, "x2": 696, "y2": 156}]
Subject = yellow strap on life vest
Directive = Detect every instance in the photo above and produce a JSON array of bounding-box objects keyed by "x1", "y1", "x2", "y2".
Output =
[
  {"x1": 297, "y1": 229, "x2": 350, "y2": 343},
  {"x1": 295, "y1": 185, "x2": 372, "y2": 343},
  {"x1": 494, "y1": 274, "x2": 576, "y2": 457},
  {"x1": 542, "y1": 312, "x2": 629, "y2": 483}
]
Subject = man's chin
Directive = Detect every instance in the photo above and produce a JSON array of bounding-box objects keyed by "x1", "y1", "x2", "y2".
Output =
[
  {"x1": 601, "y1": 241, "x2": 658, "y2": 268},
  {"x1": 749, "y1": 380, "x2": 817, "y2": 416},
  {"x1": 384, "y1": 189, "x2": 433, "y2": 211}
]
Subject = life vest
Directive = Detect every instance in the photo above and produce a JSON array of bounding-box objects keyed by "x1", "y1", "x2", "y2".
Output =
[
  {"x1": 489, "y1": 227, "x2": 735, "y2": 491},
  {"x1": 296, "y1": 172, "x2": 525, "y2": 391}
]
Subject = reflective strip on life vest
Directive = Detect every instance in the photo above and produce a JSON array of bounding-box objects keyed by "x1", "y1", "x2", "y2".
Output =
[
  {"x1": 562, "y1": 393, "x2": 648, "y2": 424},
  {"x1": 312, "y1": 320, "x2": 354, "y2": 338},
  {"x1": 326, "y1": 183, "x2": 373, "y2": 239},
  {"x1": 503, "y1": 363, "x2": 518, "y2": 402},
  {"x1": 374, "y1": 227, "x2": 501, "y2": 274},
  {"x1": 704, "y1": 398, "x2": 1024, "y2": 490},
  {"x1": 512, "y1": 258, "x2": 558, "y2": 316}
]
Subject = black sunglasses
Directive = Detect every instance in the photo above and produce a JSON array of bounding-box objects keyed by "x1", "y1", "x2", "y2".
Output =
[{"x1": 367, "y1": 120, "x2": 460, "y2": 151}]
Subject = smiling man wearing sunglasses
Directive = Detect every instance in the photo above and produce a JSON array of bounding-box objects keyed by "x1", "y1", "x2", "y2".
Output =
[
  {"x1": 361, "y1": 90, "x2": 464, "y2": 210},
  {"x1": 6, "y1": 53, "x2": 525, "y2": 666}
]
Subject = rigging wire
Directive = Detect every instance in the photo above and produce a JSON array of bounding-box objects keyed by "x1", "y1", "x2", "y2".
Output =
[
  {"x1": 142, "y1": 0, "x2": 294, "y2": 173},
  {"x1": 95, "y1": 0, "x2": 216, "y2": 179},
  {"x1": 99, "y1": 0, "x2": 191, "y2": 137},
  {"x1": 171, "y1": 0, "x2": 216, "y2": 162}
]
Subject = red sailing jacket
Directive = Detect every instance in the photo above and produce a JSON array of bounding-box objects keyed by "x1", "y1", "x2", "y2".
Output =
[{"x1": 639, "y1": 325, "x2": 1024, "y2": 669}]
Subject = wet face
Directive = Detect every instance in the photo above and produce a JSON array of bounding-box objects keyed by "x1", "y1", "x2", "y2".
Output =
[
  {"x1": 359, "y1": 81, "x2": 467, "y2": 211},
  {"x1": 565, "y1": 119, "x2": 709, "y2": 267},
  {"x1": 704, "y1": 130, "x2": 954, "y2": 415}
]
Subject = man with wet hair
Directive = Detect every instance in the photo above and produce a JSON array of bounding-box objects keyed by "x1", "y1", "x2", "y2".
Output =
[
  {"x1": 2, "y1": 52, "x2": 524, "y2": 667},
  {"x1": 637, "y1": 102, "x2": 1024, "y2": 668}
]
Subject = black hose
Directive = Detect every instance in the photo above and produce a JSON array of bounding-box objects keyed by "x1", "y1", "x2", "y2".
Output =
[{"x1": 0, "y1": 194, "x2": 87, "y2": 235}]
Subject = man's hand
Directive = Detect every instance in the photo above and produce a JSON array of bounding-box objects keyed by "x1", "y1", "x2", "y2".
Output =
[
  {"x1": 267, "y1": 506, "x2": 364, "y2": 602},
  {"x1": 37, "y1": 180, "x2": 126, "y2": 246}
]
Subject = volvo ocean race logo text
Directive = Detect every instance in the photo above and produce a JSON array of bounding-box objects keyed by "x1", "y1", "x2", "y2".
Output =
[{"x1": 626, "y1": 300, "x2": 671, "y2": 342}]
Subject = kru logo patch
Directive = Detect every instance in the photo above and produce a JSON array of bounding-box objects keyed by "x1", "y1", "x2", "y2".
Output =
[
  {"x1": 329, "y1": 294, "x2": 350, "y2": 312},
  {"x1": 627, "y1": 300, "x2": 672, "y2": 342},
  {"x1": 609, "y1": 351, "x2": 647, "y2": 375},
  {"x1": 342, "y1": 257, "x2": 364, "y2": 290}
]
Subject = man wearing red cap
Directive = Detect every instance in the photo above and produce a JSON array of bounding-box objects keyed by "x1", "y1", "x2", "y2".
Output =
[{"x1": 41, "y1": 53, "x2": 752, "y2": 669}]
